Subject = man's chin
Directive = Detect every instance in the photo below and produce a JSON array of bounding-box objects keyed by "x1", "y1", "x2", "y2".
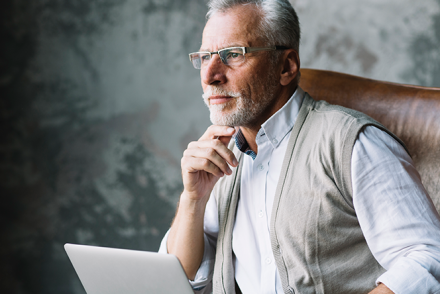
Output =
[
  {"x1": 210, "y1": 112, "x2": 238, "y2": 126},
  {"x1": 212, "y1": 122, "x2": 234, "y2": 127}
]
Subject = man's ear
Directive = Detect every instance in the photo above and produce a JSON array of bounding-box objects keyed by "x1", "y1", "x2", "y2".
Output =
[{"x1": 279, "y1": 49, "x2": 300, "y2": 86}]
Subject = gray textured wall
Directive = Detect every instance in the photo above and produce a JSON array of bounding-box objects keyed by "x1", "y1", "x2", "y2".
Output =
[{"x1": 1, "y1": 0, "x2": 439, "y2": 293}]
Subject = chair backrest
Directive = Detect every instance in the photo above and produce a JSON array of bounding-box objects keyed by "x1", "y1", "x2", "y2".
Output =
[{"x1": 299, "y1": 68, "x2": 440, "y2": 214}]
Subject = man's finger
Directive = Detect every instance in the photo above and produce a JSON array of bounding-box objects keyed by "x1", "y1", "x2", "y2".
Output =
[
  {"x1": 200, "y1": 125, "x2": 236, "y2": 141},
  {"x1": 183, "y1": 146, "x2": 233, "y2": 175},
  {"x1": 218, "y1": 134, "x2": 233, "y2": 147},
  {"x1": 187, "y1": 139, "x2": 238, "y2": 167},
  {"x1": 182, "y1": 155, "x2": 225, "y2": 178}
]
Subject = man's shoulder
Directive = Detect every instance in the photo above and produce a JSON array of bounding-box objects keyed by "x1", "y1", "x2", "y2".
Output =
[
  {"x1": 310, "y1": 96, "x2": 378, "y2": 125},
  {"x1": 300, "y1": 94, "x2": 383, "y2": 136},
  {"x1": 300, "y1": 93, "x2": 408, "y2": 157}
]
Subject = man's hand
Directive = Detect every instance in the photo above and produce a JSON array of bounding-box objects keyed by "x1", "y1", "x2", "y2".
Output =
[{"x1": 181, "y1": 125, "x2": 238, "y2": 203}]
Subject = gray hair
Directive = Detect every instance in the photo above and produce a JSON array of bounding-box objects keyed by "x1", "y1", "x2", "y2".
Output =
[{"x1": 206, "y1": 0, "x2": 301, "y2": 53}]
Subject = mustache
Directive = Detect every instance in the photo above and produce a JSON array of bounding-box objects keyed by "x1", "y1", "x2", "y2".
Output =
[{"x1": 202, "y1": 87, "x2": 241, "y2": 100}]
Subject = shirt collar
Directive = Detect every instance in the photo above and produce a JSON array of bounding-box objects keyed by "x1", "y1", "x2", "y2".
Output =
[
  {"x1": 234, "y1": 130, "x2": 257, "y2": 159},
  {"x1": 234, "y1": 86, "x2": 305, "y2": 159}
]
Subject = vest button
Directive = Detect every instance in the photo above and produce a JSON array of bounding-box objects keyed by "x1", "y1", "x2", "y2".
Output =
[{"x1": 288, "y1": 286, "x2": 294, "y2": 293}]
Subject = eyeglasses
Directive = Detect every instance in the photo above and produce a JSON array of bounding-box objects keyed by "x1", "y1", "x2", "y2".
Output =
[{"x1": 189, "y1": 46, "x2": 289, "y2": 69}]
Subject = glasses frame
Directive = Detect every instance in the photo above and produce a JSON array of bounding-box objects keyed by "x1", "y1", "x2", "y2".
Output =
[{"x1": 189, "y1": 45, "x2": 290, "y2": 69}]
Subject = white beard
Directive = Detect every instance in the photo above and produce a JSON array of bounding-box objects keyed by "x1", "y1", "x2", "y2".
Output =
[{"x1": 202, "y1": 80, "x2": 277, "y2": 127}]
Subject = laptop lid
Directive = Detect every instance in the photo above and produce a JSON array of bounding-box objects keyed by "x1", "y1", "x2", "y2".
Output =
[{"x1": 64, "y1": 243, "x2": 194, "y2": 294}]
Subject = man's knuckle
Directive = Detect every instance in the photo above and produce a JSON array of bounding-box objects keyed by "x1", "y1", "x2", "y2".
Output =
[
  {"x1": 206, "y1": 148, "x2": 216, "y2": 157},
  {"x1": 200, "y1": 158, "x2": 210, "y2": 168},
  {"x1": 211, "y1": 139, "x2": 221, "y2": 148}
]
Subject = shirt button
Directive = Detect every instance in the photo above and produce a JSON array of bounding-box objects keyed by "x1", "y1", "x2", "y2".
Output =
[
  {"x1": 272, "y1": 138, "x2": 278, "y2": 145},
  {"x1": 258, "y1": 164, "x2": 264, "y2": 171},
  {"x1": 258, "y1": 210, "x2": 263, "y2": 218},
  {"x1": 266, "y1": 257, "x2": 271, "y2": 264}
]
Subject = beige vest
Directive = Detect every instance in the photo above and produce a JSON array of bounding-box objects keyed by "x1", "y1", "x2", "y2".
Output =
[{"x1": 212, "y1": 94, "x2": 407, "y2": 294}]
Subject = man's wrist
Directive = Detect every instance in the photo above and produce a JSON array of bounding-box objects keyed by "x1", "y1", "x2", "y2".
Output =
[{"x1": 178, "y1": 191, "x2": 210, "y2": 216}]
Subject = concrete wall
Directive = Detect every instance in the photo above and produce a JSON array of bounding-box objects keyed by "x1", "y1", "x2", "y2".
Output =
[{"x1": 1, "y1": 0, "x2": 439, "y2": 293}]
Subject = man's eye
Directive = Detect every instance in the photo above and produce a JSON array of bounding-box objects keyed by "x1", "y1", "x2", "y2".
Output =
[
  {"x1": 226, "y1": 52, "x2": 242, "y2": 59},
  {"x1": 201, "y1": 55, "x2": 210, "y2": 62}
]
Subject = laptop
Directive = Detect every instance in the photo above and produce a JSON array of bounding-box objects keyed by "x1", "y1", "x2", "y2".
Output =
[{"x1": 64, "y1": 243, "x2": 195, "y2": 294}]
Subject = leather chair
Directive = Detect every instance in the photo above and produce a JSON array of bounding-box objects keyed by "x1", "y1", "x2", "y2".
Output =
[{"x1": 299, "y1": 68, "x2": 440, "y2": 214}]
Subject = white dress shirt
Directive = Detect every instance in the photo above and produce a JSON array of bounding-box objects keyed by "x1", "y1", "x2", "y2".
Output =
[{"x1": 160, "y1": 87, "x2": 440, "y2": 294}]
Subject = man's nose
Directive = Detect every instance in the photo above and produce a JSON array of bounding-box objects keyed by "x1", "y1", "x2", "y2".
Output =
[{"x1": 201, "y1": 54, "x2": 227, "y2": 86}]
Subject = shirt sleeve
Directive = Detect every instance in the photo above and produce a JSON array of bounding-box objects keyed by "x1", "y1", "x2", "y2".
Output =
[
  {"x1": 158, "y1": 192, "x2": 219, "y2": 292},
  {"x1": 352, "y1": 126, "x2": 440, "y2": 294}
]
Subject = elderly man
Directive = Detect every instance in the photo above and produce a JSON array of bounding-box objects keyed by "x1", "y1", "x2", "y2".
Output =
[{"x1": 159, "y1": 0, "x2": 440, "y2": 293}]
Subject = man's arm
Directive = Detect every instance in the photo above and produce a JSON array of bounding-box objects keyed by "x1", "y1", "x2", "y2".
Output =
[
  {"x1": 352, "y1": 126, "x2": 440, "y2": 293},
  {"x1": 167, "y1": 126, "x2": 237, "y2": 280}
]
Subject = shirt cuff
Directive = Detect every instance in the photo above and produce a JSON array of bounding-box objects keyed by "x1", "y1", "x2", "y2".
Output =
[
  {"x1": 377, "y1": 258, "x2": 440, "y2": 294},
  {"x1": 158, "y1": 230, "x2": 215, "y2": 291},
  {"x1": 158, "y1": 229, "x2": 170, "y2": 253}
]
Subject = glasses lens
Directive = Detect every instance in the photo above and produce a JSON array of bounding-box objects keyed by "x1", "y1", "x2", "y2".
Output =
[
  {"x1": 189, "y1": 53, "x2": 211, "y2": 69},
  {"x1": 189, "y1": 53, "x2": 201, "y2": 69},
  {"x1": 219, "y1": 47, "x2": 245, "y2": 66}
]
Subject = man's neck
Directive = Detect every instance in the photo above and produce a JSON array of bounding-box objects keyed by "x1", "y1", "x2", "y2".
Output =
[
  {"x1": 238, "y1": 126, "x2": 260, "y2": 154},
  {"x1": 238, "y1": 85, "x2": 297, "y2": 154}
]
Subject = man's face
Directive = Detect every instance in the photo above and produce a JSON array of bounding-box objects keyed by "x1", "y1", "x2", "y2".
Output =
[{"x1": 200, "y1": 6, "x2": 282, "y2": 128}]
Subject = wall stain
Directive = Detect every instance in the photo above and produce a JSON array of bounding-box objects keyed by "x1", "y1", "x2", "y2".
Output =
[
  {"x1": 58, "y1": 139, "x2": 177, "y2": 251},
  {"x1": 313, "y1": 26, "x2": 378, "y2": 74},
  {"x1": 403, "y1": 0, "x2": 440, "y2": 87},
  {"x1": 141, "y1": 0, "x2": 208, "y2": 54},
  {"x1": 355, "y1": 44, "x2": 378, "y2": 74}
]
